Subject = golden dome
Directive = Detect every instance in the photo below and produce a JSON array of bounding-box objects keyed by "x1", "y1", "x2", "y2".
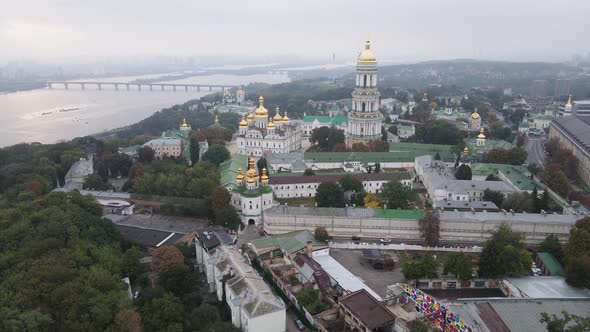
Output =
[
  {"x1": 239, "y1": 115, "x2": 248, "y2": 127},
  {"x1": 246, "y1": 175, "x2": 256, "y2": 183},
  {"x1": 358, "y1": 40, "x2": 376, "y2": 62},
  {"x1": 471, "y1": 111, "x2": 480, "y2": 119},
  {"x1": 273, "y1": 106, "x2": 283, "y2": 123},
  {"x1": 267, "y1": 118, "x2": 275, "y2": 129},
  {"x1": 245, "y1": 158, "x2": 258, "y2": 179},
  {"x1": 255, "y1": 96, "x2": 268, "y2": 117},
  {"x1": 477, "y1": 128, "x2": 486, "y2": 139},
  {"x1": 247, "y1": 111, "x2": 255, "y2": 121},
  {"x1": 463, "y1": 147, "x2": 469, "y2": 153},
  {"x1": 236, "y1": 167, "x2": 245, "y2": 181},
  {"x1": 180, "y1": 118, "x2": 190, "y2": 129},
  {"x1": 282, "y1": 110, "x2": 289, "y2": 123},
  {"x1": 566, "y1": 94, "x2": 573, "y2": 107},
  {"x1": 260, "y1": 168, "x2": 269, "y2": 181}
]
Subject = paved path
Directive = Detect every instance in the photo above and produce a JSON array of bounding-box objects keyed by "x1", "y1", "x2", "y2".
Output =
[{"x1": 525, "y1": 137, "x2": 547, "y2": 166}]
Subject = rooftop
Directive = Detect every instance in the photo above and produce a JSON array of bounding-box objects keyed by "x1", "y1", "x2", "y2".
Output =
[
  {"x1": 143, "y1": 138, "x2": 182, "y2": 146},
  {"x1": 433, "y1": 200, "x2": 499, "y2": 211},
  {"x1": 116, "y1": 224, "x2": 184, "y2": 247},
  {"x1": 314, "y1": 255, "x2": 382, "y2": 300},
  {"x1": 445, "y1": 298, "x2": 590, "y2": 332},
  {"x1": 536, "y1": 253, "x2": 565, "y2": 276},
  {"x1": 552, "y1": 115, "x2": 590, "y2": 154},
  {"x1": 303, "y1": 115, "x2": 348, "y2": 126},
  {"x1": 268, "y1": 172, "x2": 411, "y2": 185},
  {"x1": 304, "y1": 151, "x2": 453, "y2": 163},
  {"x1": 339, "y1": 289, "x2": 395, "y2": 329},
  {"x1": 470, "y1": 163, "x2": 537, "y2": 191},
  {"x1": 505, "y1": 276, "x2": 590, "y2": 298},
  {"x1": 219, "y1": 154, "x2": 249, "y2": 187},
  {"x1": 249, "y1": 230, "x2": 326, "y2": 256},
  {"x1": 265, "y1": 206, "x2": 425, "y2": 220},
  {"x1": 438, "y1": 210, "x2": 580, "y2": 224}
]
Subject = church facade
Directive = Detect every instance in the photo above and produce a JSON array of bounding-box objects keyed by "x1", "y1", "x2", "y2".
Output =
[{"x1": 235, "y1": 96, "x2": 302, "y2": 156}]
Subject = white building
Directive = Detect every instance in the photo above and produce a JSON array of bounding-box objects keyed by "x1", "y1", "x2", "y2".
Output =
[
  {"x1": 195, "y1": 229, "x2": 286, "y2": 332},
  {"x1": 63, "y1": 155, "x2": 94, "y2": 190},
  {"x1": 236, "y1": 96, "x2": 303, "y2": 156},
  {"x1": 229, "y1": 157, "x2": 274, "y2": 225},
  {"x1": 415, "y1": 155, "x2": 516, "y2": 202},
  {"x1": 143, "y1": 138, "x2": 183, "y2": 159},
  {"x1": 269, "y1": 172, "x2": 412, "y2": 199},
  {"x1": 346, "y1": 41, "x2": 383, "y2": 148},
  {"x1": 302, "y1": 115, "x2": 348, "y2": 136}
]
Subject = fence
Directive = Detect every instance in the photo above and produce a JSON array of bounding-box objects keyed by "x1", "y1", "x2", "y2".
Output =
[{"x1": 329, "y1": 242, "x2": 482, "y2": 253}]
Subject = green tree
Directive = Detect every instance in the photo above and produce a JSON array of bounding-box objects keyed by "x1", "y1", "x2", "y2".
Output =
[
  {"x1": 540, "y1": 310, "x2": 590, "y2": 332},
  {"x1": 564, "y1": 217, "x2": 590, "y2": 288},
  {"x1": 202, "y1": 144, "x2": 230, "y2": 165},
  {"x1": 189, "y1": 304, "x2": 220, "y2": 331},
  {"x1": 339, "y1": 174, "x2": 363, "y2": 192},
  {"x1": 378, "y1": 181, "x2": 417, "y2": 209},
  {"x1": 214, "y1": 205, "x2": 241, "y2": 230},
  {"x1": 157, "y1": 264, "x2": 199, "y2": 298},
  {"x1": 401, "y1": 254, "x2": 440, "y2": 280},
  {"x1": 502, "y1": 192, "x2": 533, "y2": 213},
  {"x1": 419, "y1": 211, "x2": 440, "y2": 247},
  {"x1": 82, "y1": 174, "x2": 113, "y2": 190},
  {"x1": 538, "y1": 234, "x2": 564, "y2": 263},
  {"x1": 211, "y1": 185, "x2": 231, "y2": 211},
  {"x1": 295, "y1": 287, "x2": 327, "y2": 315},
  {"x1": 138, "y1": 146, "x2": 155, "y2": 163},
  {"x1": 315, "y1": 182, "x2": 345, "y2": 207},
  {"x1": 478, "y1": 223, "x2": 532, "y2": 278},
  {"x1": 409, "y1": 318, "x2": 434, "y2": 332},
  {"x1": 315, "y1": 226, "x2": 330, "y2": 243},
  {"x1": 310, "y1": 127, "x2": 331, "y2": 150},
  {"x1": 121, "y1": 247, "x2": 143, "y2": 283},
  {"x1": 303, "y1": 168, "x2": 315, "y2": 176},
  {"x1": 455, "y1": 164, "x2": 472, "y2": 180},
  {"x1": 189, "y1": 137, "x2": 200, "y2": 165},
  {"x1": 483, "y1": 189, "x2": 504, "y2": 207},
  {"x1": 443, "y1": 252, "x2": 473, "y2": 281},
  {"x1": 257, "y1": 157, "x2": 268, "y2": 175},
  {"x1": 541, "y1": 164, "x2": 570, "y2": 197},
  {"x1": 140, "y1": 292, "x2": 184, "y2": 332}
]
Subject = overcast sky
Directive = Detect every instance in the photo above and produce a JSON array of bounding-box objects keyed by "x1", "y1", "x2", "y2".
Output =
[{"x1": 1, "y1": 0, "x2": 589, "y2": 63}]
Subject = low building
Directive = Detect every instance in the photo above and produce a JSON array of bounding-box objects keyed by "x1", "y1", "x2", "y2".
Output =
[
  {"x1": 143, "y1": 138, "x2": 183, "y2": 160},
  {"x1": 315, "y1": 289, "x2": 396, "y2": 332},
  {"x1": 470, "y1": 163, "x2": 539, "y2": 193},
  {"x1": 549, "y1": 115, "x2": 590, "y2": 186},
  {"x1": 396, "y1": 124, "x2": 415, "y2": 138},
  {"x1": 535, "y1": 252, "x2": 565, "y2": 276},
  {"x1": 302, "y1": 115, "x2": 348, "y2": 136},
  {"x1": 63, "y1": 155, "x2": 94, "y2": 190},
  {"x1": 262, "y1": 206, "x2": 579, "y2": 245},
  {"x1": 433, "y1": 200, "x2": 499, "y2": 212},
  {"x1": 269, "y1": 172, "x2": 412, "y2": 199}
]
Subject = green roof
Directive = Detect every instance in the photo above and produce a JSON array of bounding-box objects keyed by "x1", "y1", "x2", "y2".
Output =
[
  {"x1": 249, "y1": 230, "x2": 324, "y2": 255},
  {"x1": 219, "y1": 154, "x2": 249, "y2": 187},
  {"x1": 470, "y1": 163, "x2": 537, "y2": 191},
  {"x1": 373, "y1": 209, "x2": 425, "y2": 219},
  {"x1": 389, "y1": 142, "x2": 453, "y2": 153},
  {"x1": 303, "y1": 115, "x2": 348, "y2": 126},
  {"x1": 233, "y1": 185, "x2": 273, "y2": 197},
  {"x1": 537, "y1": 252, "x2": 565, "y2": 276},
  {"x1": 304, "y1": 151, "x2": 454, "y2": 163}
]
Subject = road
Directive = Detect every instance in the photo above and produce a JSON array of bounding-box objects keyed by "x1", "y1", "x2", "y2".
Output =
[{"x1": 525, "y1": 137, "x2": 548, "y2": 167}]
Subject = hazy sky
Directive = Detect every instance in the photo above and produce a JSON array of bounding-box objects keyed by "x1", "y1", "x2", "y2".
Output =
[{"x1": 1, "y1": 0, "x2": 589, "y2": 63}]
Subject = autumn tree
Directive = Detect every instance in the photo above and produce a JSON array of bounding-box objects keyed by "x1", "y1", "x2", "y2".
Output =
[
  {"x1": 363, "y1": 193, "x2": 381, "y2": 208},
  {"x1": 151, "y1": 245, "x2": 185, "y2": 276},
  {"x1": 541, "y1": 164, "x2": 570, "y2": 196}
]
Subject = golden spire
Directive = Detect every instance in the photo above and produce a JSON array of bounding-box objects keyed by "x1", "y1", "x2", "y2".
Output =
[
  {"x1": 282, "y1": 110, "x2": 289, "y2": 123},
  {"x1": 273, "y1": 106, "x2": 283, "y2": 123},
  {"x1": 261, "y1": 167, "x2": 269, "y2": 181},
  {"x1": 471, "y1": 108, "x2": 480, "y2": 119},
  {"x1": 255, "y1": 96, "x2": 268, "y2": 117},
  {"x1": 247, "y1": 111, "x2": 255, "y2": 121},
  {"x1": 477, "y1": 127, "x2": 486, "y2": 139},
  {"x1": 463, "y1": 146, "x2": 469, "y2": 154},
  {"x1": 239, "y1": 114, "x2": 248, "y2": 127},
  {"x1": 236, "y1": 167, "x2": 244, "y2": 181},
  {"x1": 566, "y1": 94, "x2": 573, "y2": 107},
  {"x1": 267, "y1": 117, "x2": 275, "y2": 129},
  {"x1": 358, "y1": 40, "x2": 376, "y2": 62},
  {"x1": 180, "y1": 118, "x2": 190, "y2": 129},
  {"x1": 245, "y1": 157, "x2": 258, "y2": 182}
]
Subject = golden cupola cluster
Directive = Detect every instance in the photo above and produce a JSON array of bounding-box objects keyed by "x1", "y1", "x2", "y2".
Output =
[
  {"x1": 236, "y1": 167, "x2": 245, "y2": 181},
  {"x1": 245, "y1": 157, "x2": 259, "y2": 183},
  {"x1": 260, "y1": 167, "x2": 269, "y2": 181},
  {"x1": 239, "y1": 114, "x2": 248, "y2": 127},
  {"x1": 477, "y1": 128, "x2": 486, "y2": 139},
  {"x1": 255, "y1": 96, "x2": 269, "y2": 117},
  {"x1": 358, "y1": 40, "x2": 376, "y2": 63}
]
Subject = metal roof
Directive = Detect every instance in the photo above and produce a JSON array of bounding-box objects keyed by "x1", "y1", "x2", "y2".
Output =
[{"x1": 536, "y1": 253, "x2": 565, "y2": 276}]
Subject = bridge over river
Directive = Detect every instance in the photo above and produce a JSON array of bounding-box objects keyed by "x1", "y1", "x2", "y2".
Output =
[{"x1": 46, "y1": 81, "x2": 238, "y2": 92}]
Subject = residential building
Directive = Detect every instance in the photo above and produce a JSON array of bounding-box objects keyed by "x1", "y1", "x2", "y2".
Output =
[
  {"x1": 549, "y1": 115, "x2": 590, "y2": 186},
  {"x1": 142, "y1": 138, "x2": 183, "y2": 159},
  {"x1": 346, "y1": 41, "x2": 383, "y2": 148},
  {"x1": 64, "y1": 155, "x2": 94, "y2": 190},
  {"x1": 236, "y1": 97, "x2": 303, "y2": 156},
  {"x1": 269, "y1": 172, "x2": 412, "y2": 198}
]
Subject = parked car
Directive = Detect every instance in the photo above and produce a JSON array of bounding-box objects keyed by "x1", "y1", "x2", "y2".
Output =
[
  {"x1": 295, "y1": 319, "x2": 305, "y2": 330},
  {"x1": 455, "y1": 244, "x2": 466, "y2": 248},
  {"x1": 380, "y1": 238, "x2": 392, "y2": 244},
  {"x1": 351, "y1": 236, "x2": 361, "y2": 244}
]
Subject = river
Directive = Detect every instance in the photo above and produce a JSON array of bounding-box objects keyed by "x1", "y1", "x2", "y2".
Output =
[{"x1": 0, "y1": 72, "x2": 289, "y2": 147}]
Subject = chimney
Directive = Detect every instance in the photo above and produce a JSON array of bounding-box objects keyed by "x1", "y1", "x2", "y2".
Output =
[{"x1": 306, "y1": 240, "x2": 313, "y2": 257}]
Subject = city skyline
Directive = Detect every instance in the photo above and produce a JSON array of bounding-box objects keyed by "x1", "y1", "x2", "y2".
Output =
[{"x1": 1, "y1": 0, "x2": 590, "y2": 63}]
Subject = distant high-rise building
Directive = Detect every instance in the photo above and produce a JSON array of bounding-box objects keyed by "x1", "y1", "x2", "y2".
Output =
[
  {"x1": 554, "y1": 79, "x2": 571, "y2": 98},
  {"x1": 530, "y1": 79, "x2": 549, "y2": 97}
]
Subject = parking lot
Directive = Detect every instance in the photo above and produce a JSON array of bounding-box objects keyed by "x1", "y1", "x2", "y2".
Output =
[{"x1": 329, "y1": 248, "x2": 405, "y2": 298}]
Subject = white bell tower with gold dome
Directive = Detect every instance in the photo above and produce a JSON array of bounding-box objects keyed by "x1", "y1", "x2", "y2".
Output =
[{"x1": 346, "y1": 40, "x2": 383, "y2": 148}]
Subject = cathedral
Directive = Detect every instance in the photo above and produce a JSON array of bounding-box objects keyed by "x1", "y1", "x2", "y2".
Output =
[
  {"x1": 346, "y1": 40, "x2": 384, "y2": 148},
  {"x1": 230, "y1": 157, "x2": 274, "y2": 225},
  {"x1": 235, "y1": 96, "x2": 302, "y2": 156}
]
